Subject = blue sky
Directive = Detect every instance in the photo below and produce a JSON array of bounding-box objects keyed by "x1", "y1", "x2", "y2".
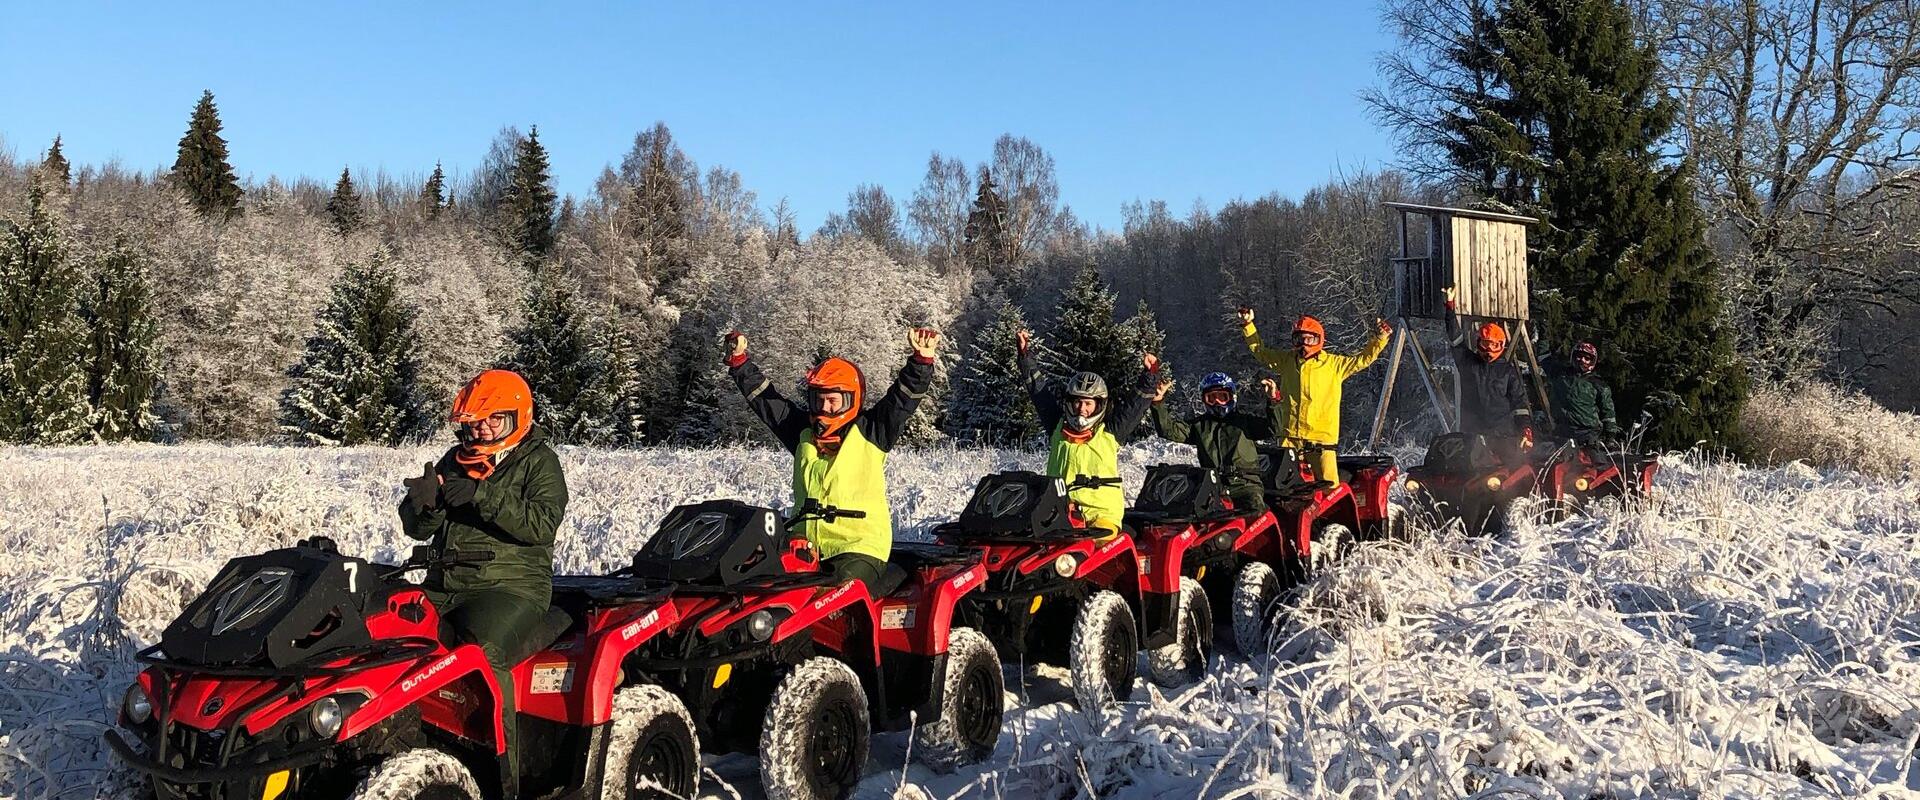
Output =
[{"x1": 0, "y1": 1, "x2": 1397, "y2": 232}]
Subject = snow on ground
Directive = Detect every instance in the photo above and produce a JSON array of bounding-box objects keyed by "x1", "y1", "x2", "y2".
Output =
[{"x1": 2, "y1": 442, "x2": 1919, "y2": 799}]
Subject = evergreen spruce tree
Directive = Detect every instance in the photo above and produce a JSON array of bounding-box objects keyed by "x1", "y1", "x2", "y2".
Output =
[
  {"x1": 962, "y1": 166, "x2": 1013, "y2": 276},
  {"x1": 1459, "y1": 0, "x2": 1747, "y2": 448},
  {"x1": 500, "y1": 126, "x2": 558, "y2": 258},
  {"x1": 626, "y1": 126, "x2": 693, "y2": 296},
  {"x1": 599, "y1": 322, "x2": 649, "y2": 446},
  {"x1": 279, "y1": 254, "x2": 431, "y2": 446},
  {"x1": 1117, "y1": 299, "x2": 1168, "y2": 389},
  {"x1": 946, "y1": 301, "x2": 1040, "y2": 445},
  {"x1": 43, "y1": 135, "x2": 71, "y2": 185},
  {"x1": 0, "y1": 178, "x2": 97, "y2": 444},
  {"x1": 326, "y1": 167, "x2": 365, "y2": 235},
  {"x1": 420, "y1": 162, "x2": 447, "y2": 218},
  {"x1": 1051, "y1": 260, "x2": 1133, "y2": 386},
  {"x1": 502, "y1": 264, "x2": 614, "y2": 445},
  {"x1": 169, "y1": 90, "x2": 244, "y2": 218},
  {"x1": 81, "y1": 243, "x2": 162, "y2": 442}
]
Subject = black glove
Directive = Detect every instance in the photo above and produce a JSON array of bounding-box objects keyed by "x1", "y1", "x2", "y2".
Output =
[
  {"x1": 440, "y1": 474, "x2": 479, "y2": 508},
  {"x1": 402, "y1": 462, "x2": 441, "y2": 511}
]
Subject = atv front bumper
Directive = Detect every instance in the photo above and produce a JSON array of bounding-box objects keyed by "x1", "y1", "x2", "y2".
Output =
[{"x1": 106, "y1": 728, "x2": 328, "y2": 790}]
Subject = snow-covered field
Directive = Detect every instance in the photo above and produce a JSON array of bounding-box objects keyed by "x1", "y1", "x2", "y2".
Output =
[{"x1": 3, "y1": 441, "x2": 1919, "y2": 798}]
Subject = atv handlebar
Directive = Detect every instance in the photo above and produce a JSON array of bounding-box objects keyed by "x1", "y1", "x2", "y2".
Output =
[
  {"x1": 785, "y1": 500, "x2": 867, "y2": 530},
  {"x1": 382, "y1": 546, "x2": 497, "y2": 577}
]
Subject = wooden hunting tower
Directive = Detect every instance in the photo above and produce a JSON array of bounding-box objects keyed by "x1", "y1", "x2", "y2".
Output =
[
  {"x1": 1368, "y1": 203, "x2": 1548, "y2": 447},
  {"x1": 1385, "y1": 202, "x2": 1535, "y2": 322}
]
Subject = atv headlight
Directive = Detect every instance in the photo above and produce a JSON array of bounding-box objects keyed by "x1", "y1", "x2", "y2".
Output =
[
  {"x1": 309, "y1": 696, "x2": 343, "y2": 739},
  {"x1": 1404, "y1": 479, "x2": 1421, "y2": 493},
  {"x1": 1573, "y1": 476, "x2": 1591, "y2": 492},
  {"x1": 1484, "y1": 476, "x2": 1503, "y2": 491},
  {"x1": 123, "y1": 684, "x2": 153, "y2": 725},
  {"x1": 746, "y1": 610, "x2": 777, "y2": 642},
  {"x1": 1053, "y1": 554, "x2": 1078, "y2": 578}
]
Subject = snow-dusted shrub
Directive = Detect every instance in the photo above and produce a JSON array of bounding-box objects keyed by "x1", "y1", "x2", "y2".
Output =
[{"x1": 1740, "y1": 381, "x2": 1920, "y2": 479}]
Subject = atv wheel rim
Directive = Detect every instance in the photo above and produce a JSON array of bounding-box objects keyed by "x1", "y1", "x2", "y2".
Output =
[
  {"x1": 808, "y1": 697, "x2": 860, "y2": 789},
  {"x1": 1103, "y1": 612, "x2": 1134, "y2": 701},
  {"x1": 957, "y1": 662, "x2": 1001, "y2": 750},
  {"x1": 630, "y1": 729, "x2": 694, "y2": 797}
]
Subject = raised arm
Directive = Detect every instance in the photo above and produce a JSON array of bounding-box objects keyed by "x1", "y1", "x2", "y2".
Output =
[
  {"x1": 856, "y1": 328, "x2": 940, "y2": 452},
  {"x1": 1107, "y1": 352, "x2": 1162, "y2": 444},
  {"x1": 1148, "y1": 375, "x2": 1194, "y2": 444},
  {"x1": 1019, "y1": 330, "x2": 1064, "y2": 432},
  {"x1": 1238, "y1": 307, "x2": 1290, "y2": 371},
  {"x1": 398, "y1": 457, "x2": 451, "y2": 541},
  {"x1": 726, "y1": 332, "x2": 810, "y2": 451},
  {"x1": 1335, "y1": 319, "x2": 1394, "y2": 378},
  {"x1": 1251, "y1": 378, "x2": 1286, "y2": 440}
]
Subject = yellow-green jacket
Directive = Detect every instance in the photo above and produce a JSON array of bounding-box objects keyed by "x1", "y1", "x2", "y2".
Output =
[{"x1": 1244, "y1": 323, "x2": 1390, "y2": 444}]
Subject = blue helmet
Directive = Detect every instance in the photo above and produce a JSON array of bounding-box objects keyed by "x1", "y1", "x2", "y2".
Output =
[{"x1": 1199, "y1": 372, "x2": 1236, "y2": 415}]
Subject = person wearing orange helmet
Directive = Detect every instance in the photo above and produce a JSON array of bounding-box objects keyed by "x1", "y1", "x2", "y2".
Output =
[
  {"x1": 397, "y1": 368, "x2": 569, "y2": 787},
  {"x1": 1237, "y1": 307, "x2": 1392, "y2": 486},
  {"x1": 1444, "y1": 288, "x2": 1533, "y2": 461},
  {"x1": 726, "y1": 327, "x2": 941, "y2": 589}
]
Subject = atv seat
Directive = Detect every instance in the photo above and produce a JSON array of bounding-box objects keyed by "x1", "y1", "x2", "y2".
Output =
[
  {"x1": 499, "y1": 607, "x2": 575, "y2": 667},
  {"x1": 876, "y1": 542, "x2": 977, "y2": 597}
]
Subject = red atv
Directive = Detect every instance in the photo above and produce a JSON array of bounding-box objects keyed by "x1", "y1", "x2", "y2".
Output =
[
  {"x1": 108, "y1": 499, "x2": 1003, "y2": 800},
  {"x1": 1403, "y1": 433, "x2": 1540, "y2": 536},
  {"x1": 1123, "y1": 464, "x2": 1272, "y2": 669},
  {"x1": 933, "y1": 472, "x2": 1192, "y2": 710},
  {"x1": 1227, "y1": 445, "x2": 1401, "y2": 653}
]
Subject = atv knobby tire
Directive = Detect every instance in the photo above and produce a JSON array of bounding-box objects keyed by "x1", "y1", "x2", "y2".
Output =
[
  {"x1": 1385, "y1": 503, "x2": 1409, "y2": 541},
  {"x1": 1231, "y1": 561, "x2": 1280, "y2": 655},
  {"x1": 912, "y1": 627, "x2": 1004, "y2": 772},
  {"x1": 1146, "y1": 577, "x2": 1212, "y2": 687},
  {"x1": 1069, "y1": 590, "x2": 1138, "y2": 711},
  {"x1": 1309, "y1": 522, "x2": 1354, "y2": 575},
  {"x1": 760, "y1": 657, "x2": 871, "y2": 800},
  {"x1": 347, "y1": 749, "x2": 482, "y2": 800},
  {"x1": 601, "y1": 684, "x2": 700, "y2": 800}
]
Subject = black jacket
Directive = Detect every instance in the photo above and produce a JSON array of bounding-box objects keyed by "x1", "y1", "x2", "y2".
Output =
[
  {"x1": 1149, "y1": 398, "x2": 1285, "y2": 492},
  {"x1": 1447, "y1": 313, "x2": 1532, "y2": 437},
  {"x1": 731, "y1": 354, "x2": 934, "y2": 453},
  {"x1": 400, "y1": 425, "x2": 568, "y2": 605},
  {"x1": 1019, "y1": 350, "x2": 1156, "y2": 443}
]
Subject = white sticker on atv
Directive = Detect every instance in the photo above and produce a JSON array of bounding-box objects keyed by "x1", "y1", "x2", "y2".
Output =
[
  {"x1": 881, "y1": 606, "x2": 917, "y2": 630},
  {"x1": 620, "y1": 609, "x2": 662, "y2": 641},
  {"x1": 531, "y1": 663, "x2": 574, "y2": 694}
]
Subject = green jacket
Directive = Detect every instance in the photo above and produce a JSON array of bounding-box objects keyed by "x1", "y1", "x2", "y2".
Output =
[
  {"x1": 1150, "y1": 398, "x2": 1285, "y2": 495},
  {"x1": 1546, "y1": 363, "x2": 1619, "y2": 440},
  {"x1": 400, "y1": 425, "x2": 568, "y2": 605}
]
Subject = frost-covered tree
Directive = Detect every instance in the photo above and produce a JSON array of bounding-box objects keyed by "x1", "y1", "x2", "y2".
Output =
[
  {"x1": 844, "y1": 183, "x2": 906, "y2": 257},
  {"x1": 0, "y1": 179, "x2": 95, "y2": 444},
  {"x1": 464, "y1": 126, "x2": 523, "y2": 220},
  {"x1": 81, "y1": 243, "x2": 162, "y2": 442},
  {"x1": 910, "y1": 152, "x2": 973, "y2": 268},
  {"x1": 419, "y1": 162, "x2": 447, "y2": 218},
  {"x1": 600, "y1": 322, "x2": 648, "y2": 446},
  {"x1": 326, "y1": 167, "x2": 364, "y2": 235},
  {"x1": 278, "y1": 253, "x2": 430, "y2": 446},
  {"x1": 946, "y1": 301, "x2": 1040, "y2": 445},
  {"x1": 42, "y1": 135, "x2": 71, "y2": 185},
  {"x1": 170, "y1": 90, "x2": 243, "y2": 219},
  {"x1": 963, "y1": 166, "x2": 1013, "y2": 277},
  {"x1": 1118, "y1": 299, "x2": 1167, "y2": 387},
  {"x1": 501, "y1": 126, "x2": 558, "y2": 258},
  {"x1": 502, "y1": 264, "x2": 613, "y2": 445},
  {"x1": 1051, "y1": 260, "x2": 1132, "y2": 385},
  {"x1": 619, "y1": 122, "x2": 696, "y2": 298},
  {"x1": 990, "y1": 134, "x2": 1065, "y2": 264}
]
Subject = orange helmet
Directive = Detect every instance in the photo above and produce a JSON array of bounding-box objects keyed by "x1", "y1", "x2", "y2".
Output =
[
  {"x1": 451, "y1": 370, "x2": 534, "y2": 476},
  {"x1": 1292, "y1": 315, "x2": 1326, "y2": 357},
  {"x1": 1476, "y1": 322, "x2": 1508, "y2": 361},
  {"x1": 804, "y1": 357, "x2": 864, "y2": 434}
]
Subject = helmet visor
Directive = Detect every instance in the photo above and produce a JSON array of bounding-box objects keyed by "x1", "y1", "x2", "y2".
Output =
[
  {"x1": 1292, "y1": 331, "x2": 1322, "y2": 348},
  {"x1": 807, "y1": 388, "x2": 856, "y2": 417},
  {"x1": 457, "y1": 411, "x2": 517, "y2": 446}
]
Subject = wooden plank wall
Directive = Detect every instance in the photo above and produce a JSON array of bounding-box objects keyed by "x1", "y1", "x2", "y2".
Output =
[{"x1": 1449, "y1": 216, "x2": 1529, "y2": 320}]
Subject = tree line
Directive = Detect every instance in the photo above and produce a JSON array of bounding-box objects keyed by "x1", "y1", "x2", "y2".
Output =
[{"x1": 9, "y1": 0, "x2": 1913, "y2": 451}]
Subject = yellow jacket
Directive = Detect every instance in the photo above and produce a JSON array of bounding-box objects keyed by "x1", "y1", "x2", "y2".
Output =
[{"x1": 1244, "y1": 323, "x2": 1390, "y2": 444}]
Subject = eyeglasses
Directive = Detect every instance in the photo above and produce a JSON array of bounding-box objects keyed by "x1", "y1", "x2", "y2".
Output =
[{"x1": 1292, "y1": 333, "x2": 1322, "y2": 346}]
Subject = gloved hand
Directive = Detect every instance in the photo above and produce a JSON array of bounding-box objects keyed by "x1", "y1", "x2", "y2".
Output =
[
  {"x1": 440, "y1": 474, "x2": 479, "y2": 508},
  {"x1": 1520, "y1": 427, "x2": 1534, "y2": 450},
  {"x1": 723, "y1": 331, "x2": 748, "y2": 367},
  {"x1": 402, "y1": 462, "x2": 440, "y2": 511}
]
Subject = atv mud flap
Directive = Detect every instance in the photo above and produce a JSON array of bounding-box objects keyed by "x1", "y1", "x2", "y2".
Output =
[
  {"x1": 875, "y1": 649, "x2": 949, "y2": 732},
  {"x1": 1138, "y1": 591, "x2": 1179, "y2": 650}
]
